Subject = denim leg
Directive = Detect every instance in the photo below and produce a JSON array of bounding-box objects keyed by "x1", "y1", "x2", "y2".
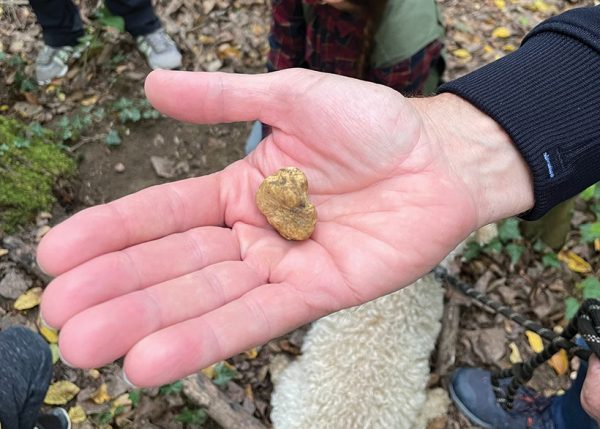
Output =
[
  {"x1": 551, "y1": 337, "x2": 600, "y2": 429},
  {"x1": 28, "y1": 0, "x2": 84, "y2": 47},
  {"x1": 0, "y1": 326, "x2": 53, "y2": 429},
  {"x1": 104, "y1": 0, "x2": 161, "y2": 37}
]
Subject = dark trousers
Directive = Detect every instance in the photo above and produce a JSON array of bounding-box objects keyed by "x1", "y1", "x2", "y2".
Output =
[
  {"x1": 29, "y1": 0, "x2": 161, "y2": 47},
  {"x1": 0, "y1": 326, "x2": 53, "y2": 429}
]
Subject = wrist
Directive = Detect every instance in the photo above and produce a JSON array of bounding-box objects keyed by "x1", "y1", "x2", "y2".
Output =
[{"x1": 411, "y1": 93, "x2": 534, "y2": 227}]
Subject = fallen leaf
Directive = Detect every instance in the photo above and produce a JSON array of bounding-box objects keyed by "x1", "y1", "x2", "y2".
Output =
[
  {"x1": 81, "y1": 94, "x2": 99, "y2": 106},
  {"x1": 14, "y1": 287, "x2": 43, "y2": 310},
  {"x1": 49, "y1": 344, "x2": 60, "y2": 364},
  {"x1": 508, "y1": 342, "x2": 522, "y2": 364},
  {"x1": 45, "y1": 381, "x2": 80, "y2": 405},
  {"x1": 526, "y1": 330, "x2": 544, "y2": 353},
  {"x1": 503, "y1": 44, "x2": 516, "y2": 52},
  {"x1": 0, "y1": 248, "x2": 8, "y2": 258},
  {"x1": 594, "y1": 238, "x2": 600, "y2": 252},
  {"x1": 38, "y1": 318, "x2": 59, "y2": 344},
  {"x1": 244, "y1": 347, "x2": 258, "y2": 359},
  {"x1": 68, "y1": 406, "x2": 87, "y2": 423},
  {"x1": 558, "y1": 250, "x2": 592, "y2": 273},
  {"x1": 91, "y1": 383, "x2": 111, "y2": 404},
  {"x1": 201, "y1": 365, "x2": 216, "y2": 379},
  {"x1": 494, "y1": 0, "x2": 506, "y2": 9},
  {"x1": 548, "y1": 349, "x2": 569, "y2": 375},
  {"x1": 452, "y1": 48, "x2": 472, "y2": 60},
  {"x1": 492, "y1": 27, "x2": 511, "y2": 39},
  {"x1": 245, "y1": 384, "x2": 254, "y2": 401}
]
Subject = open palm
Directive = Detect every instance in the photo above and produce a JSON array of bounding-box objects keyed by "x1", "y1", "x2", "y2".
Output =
[{"x1": 38, "y1": 69, "x2": 479, "y2": 386}]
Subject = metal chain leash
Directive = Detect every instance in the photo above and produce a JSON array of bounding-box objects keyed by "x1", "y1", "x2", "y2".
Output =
[{"x1": 433, "y1": 265, "x2": 600, "y2": 410}]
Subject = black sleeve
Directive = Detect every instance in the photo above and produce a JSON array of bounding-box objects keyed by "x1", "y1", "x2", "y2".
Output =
[{"x1": 438, "y1": 6, "x2": 600, "y2": 220}]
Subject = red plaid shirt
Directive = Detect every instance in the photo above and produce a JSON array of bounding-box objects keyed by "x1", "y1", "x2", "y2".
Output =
[{"x1": 268, "y1": 0, "x2": 443, "y2": 95}]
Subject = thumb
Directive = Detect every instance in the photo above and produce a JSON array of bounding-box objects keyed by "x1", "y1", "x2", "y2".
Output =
[
  {"x1": 144, "y1": 69, "x2": 320, "y2": 129},
  {"x1": 581, "y1": 355, "x2": 600, "y2": 422}
]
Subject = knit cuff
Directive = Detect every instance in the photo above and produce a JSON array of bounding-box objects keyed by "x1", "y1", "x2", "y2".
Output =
[{"x1": 439, "y1": 30, "x2": 600, "y2": 220}]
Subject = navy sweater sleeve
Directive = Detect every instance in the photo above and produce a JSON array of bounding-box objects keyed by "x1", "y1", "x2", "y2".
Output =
[{"x1": 438, "y1": 6, "x2": 600, "y2": 220}]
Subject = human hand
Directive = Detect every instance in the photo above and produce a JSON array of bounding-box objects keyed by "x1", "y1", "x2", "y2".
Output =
[{"x1": 37, "y1": 69, "x2": 533, "y2": 387}]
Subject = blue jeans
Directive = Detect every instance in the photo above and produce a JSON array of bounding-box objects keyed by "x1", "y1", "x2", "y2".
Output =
[
  {"x1": 551, "y1": 336, "x2": 599, "y2": 429},
  {"x1": 0, "y1": 326, "x2": 53, "y2": 429}
]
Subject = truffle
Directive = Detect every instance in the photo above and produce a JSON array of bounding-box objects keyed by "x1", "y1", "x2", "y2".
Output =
[{"x1": 256, "y1": 167, "x2": 317, "y2": 240}]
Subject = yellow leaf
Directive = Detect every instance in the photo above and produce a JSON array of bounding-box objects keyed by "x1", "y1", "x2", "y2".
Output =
[
  {"x1": 483, "y1": 44, "x2": 494, "y2": 54},
  {"x1": 91, "y1": 383, "x2": 111, "y2": 404},
  {"x1": 0, "y1": 105, "x2": 9, "y2": 112},
  {"x1": 508, "y1": 342, "x2": 522, "y2": 363},
  {"x1": 594, "y1": 238, "x2": 600, "y2": 252},
  {"x1": 533, "y1": 0, "x2": 549, "y2": 12},
  {"x1": 39, "y1": 324, "x2": 59, "y2": 344},
  {"x1": 14, "y1": 287, "x2": 43, "y2": 310},
  {"x1": 503, "y1": 44, "x2": 516, "y2": 52},
  {"x1": 111, "y1": 393, "x2": 132, "y2": 414},
  {"x1": 57, "y1": 92, "x2": 66, "y2": 102},
  {"x1": 494, "y1": 0, "x2": 506, "y2": 9},
  {"x1": 558, "y1": 250, "x2": 592, "y2": 273},
  {"x1": 201, "y1": 364, "x2": 216, "y2": 379},
  {"x1": 68, "y1": 406, "x2": 87, "y2": 423},
  {"x1": 81, "y1": 94, "x2": 99, "y2": 107},
  {"x1": 45, "y1": 380, "x2": 80, "y2": 405},
  {"x1": 452, "y1": 48, "x2": 471, "y2": 60},
  {"x1": 492, "y1": 27, "x2": 511, "y2": 39},
  {"x1": 0, "y1": 248, "x2": 8, "y2": 257},
  {"x1": 198, "y1": 34, "x2": 215, "y2": 44},
  {"x1": 548, "y1": 349, "x2": 569, "y2": 375},
  {"x1": 244, "y1": 347, "x2": 258, "y2": 359},
  {"x1": 526, "y1": 330, "x2": 544, "y2": 353}
]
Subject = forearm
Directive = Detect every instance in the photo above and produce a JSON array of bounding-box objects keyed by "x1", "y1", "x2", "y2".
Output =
[{"x1": 438, "y1": 6, "x2": 600, "y2": 220}]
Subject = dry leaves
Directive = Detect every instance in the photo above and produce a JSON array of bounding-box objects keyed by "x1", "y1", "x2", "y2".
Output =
[
  {"x1": 13, "y1": 287, "x2": 42, "y2": 310},
  {"x1": 558, "y1": 250, "x2": 592, "y2": 273},
  {"x1": 45, "y1": 380, "x2": 80, "y2": 405}
]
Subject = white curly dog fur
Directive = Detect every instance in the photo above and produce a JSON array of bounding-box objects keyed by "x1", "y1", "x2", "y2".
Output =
[{"x1": 268, "y1": 229, "x2": 498, "y2": 429}]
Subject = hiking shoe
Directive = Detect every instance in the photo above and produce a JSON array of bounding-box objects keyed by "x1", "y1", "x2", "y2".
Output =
[
  {"x1": 136, "y1": 28, "x2": 182, "y2": 70},
  {"x1": 35, "y1": 407, "x2": 71, "y2": 429},
  {"x1": 450, "y1": 367, "x2": 555, "y2": 429},
  {"x1": 35, "y1": 45, "x2": 81, "y2": 85}
]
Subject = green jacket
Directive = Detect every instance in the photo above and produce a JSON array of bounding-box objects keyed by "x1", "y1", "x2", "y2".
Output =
[{"x1": 373, "y1": 0, "x2": 445, "y2": 67}]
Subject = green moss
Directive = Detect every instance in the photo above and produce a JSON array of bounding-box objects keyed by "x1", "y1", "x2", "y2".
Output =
[{"x1": 0, "y1": 116, "x2": 75, "y2": 233}]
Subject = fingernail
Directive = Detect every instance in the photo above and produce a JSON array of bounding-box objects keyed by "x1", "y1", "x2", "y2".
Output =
[
  {"x1": 58, "y1": 348, "x2": 75, "y2": 368},
  {"x1": 38, "y1": 312, "x2": 56, "y2": 331},
  {"x1": 122, "y1": 369, "x2": 137, "y2": 389}
]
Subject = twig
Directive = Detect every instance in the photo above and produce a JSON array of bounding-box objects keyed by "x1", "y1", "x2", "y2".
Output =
[
  {"x1": 435, "y1": 289, "x2": 462, "y2": 379},
  {"x1": 67, "y1": 134, "x2": 105, "y2": 152},
  {"x1": 0, "y1": 0, "x2": 29, "y2": 5},
  {"x1": 182, "y1": 374, "x2": 267, "y2": 429}
]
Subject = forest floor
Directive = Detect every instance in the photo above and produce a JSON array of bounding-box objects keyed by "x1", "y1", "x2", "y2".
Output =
[{"x1": 0, "y1": 0, "x2": 598, "y2": 427}]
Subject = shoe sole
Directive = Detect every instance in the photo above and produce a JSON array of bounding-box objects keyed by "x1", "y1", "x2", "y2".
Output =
[{"x1": 449, "y1": 381, "x2": 494, "y2": 429}]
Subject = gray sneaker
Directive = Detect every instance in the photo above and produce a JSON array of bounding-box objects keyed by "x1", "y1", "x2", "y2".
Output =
[
  {"x1": 35, "y1": 45, "x2": 81, "y2": 85},
  {"x1": 136, "y1": 28, "x2": 182, "y2": 70}
]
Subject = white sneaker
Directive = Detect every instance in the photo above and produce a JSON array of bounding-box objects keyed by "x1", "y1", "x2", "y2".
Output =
[{"x1": 136, "y1": 28, "x2": 182, "y2": 70}]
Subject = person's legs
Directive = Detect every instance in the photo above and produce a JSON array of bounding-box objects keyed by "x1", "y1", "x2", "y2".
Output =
[
  {"x1": 104, "y1": 0, "x2": 160, "y2": 37},
  {"x1": 0, "y1": 326, "x2": 53, "y2": 429},
  {"x1": 28, "y1": 0, "x2": 84, "y2": 47}
]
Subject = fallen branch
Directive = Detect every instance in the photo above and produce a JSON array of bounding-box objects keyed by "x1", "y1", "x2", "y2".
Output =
[
  {"x1": 182, "y1": 373, "x2": 267, "y2": 429},
  {"x1": 435, "y1": 289, "x2": 462, "y2": 379}
]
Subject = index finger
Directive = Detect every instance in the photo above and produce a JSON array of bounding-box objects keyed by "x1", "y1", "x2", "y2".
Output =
[{"x1": 37, "y1": 175, "x2": 224, "y2": 275}]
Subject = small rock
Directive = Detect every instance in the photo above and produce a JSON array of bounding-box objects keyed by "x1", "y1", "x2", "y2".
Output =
[
  {"x1": 13, "y1": 102, "x2": 43, "y2": 119},
  {"x1": 175, "y1": 160, "x2": 190, "y2": 175},
  {"x1": 205, "y1": 59, "x2": 223, "y2": 72},
  {"x1": 150, "y1": 156, "x2": 176, "y2": 178},
  {"x1": 256, "y1": 167, "x2": 317, "y2": 240},
  {"x1": 153, "y1": 134, "x2": 165, "y2": 147},
  {"x1": 114, "y1": 162, "x2": 126, "y2": 173},
  {"x1": 0, "y1": 269, "x2": 33, "y2": 299}
]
